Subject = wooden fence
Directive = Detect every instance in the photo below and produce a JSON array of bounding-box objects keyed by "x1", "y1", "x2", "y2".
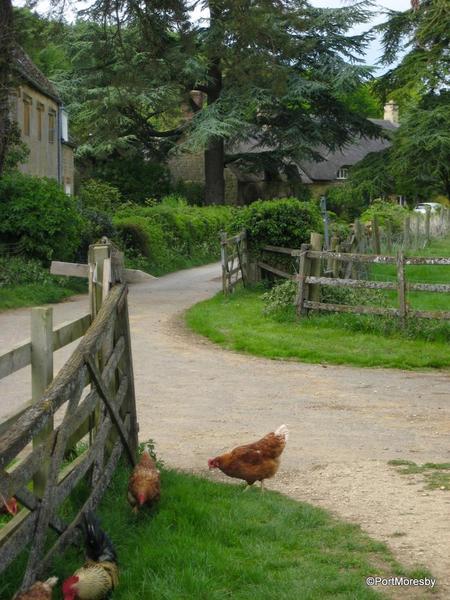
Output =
[
  {"x1": 220, "y1": 230, "x2": 248, "y2": 294},
  {"x1": 257, "y1": 233, "x2": 450, "y2": 324},
  {"x1": 0, "y1": 239, "x2": 138, "y2": 592}
]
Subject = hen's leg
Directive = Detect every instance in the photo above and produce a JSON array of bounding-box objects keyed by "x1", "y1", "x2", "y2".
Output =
[
  {"x1": 242, "y1": 483, "x2": 252, "y2": 492},
  {"x1": 260, "y1": 480, "x2": 265, "y2": 493}
]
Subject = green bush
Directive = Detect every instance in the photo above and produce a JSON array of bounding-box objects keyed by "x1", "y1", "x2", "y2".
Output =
[
  {"x1": 0, "y1": 256, "x2": 53, "y2": 286},
  {"x1": 78, "y1": 179, "x2": 122, "y2": 213},
  {"x1": 360, "y1": 200, "x2": 409, "y2": 233},
  {"x1": 231, "y1": 198, "x2": 322, "y2": 253},
  {"x1": 0, "y1": 172, "x2": 84, "y2": 262},
  {"x1": 114, "y1": 202, "x2": 234, "y2": 275}
]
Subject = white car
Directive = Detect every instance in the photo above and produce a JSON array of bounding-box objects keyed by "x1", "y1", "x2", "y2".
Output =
[{"x1": 414, "y1": 202, "x2": 443, "y2": 214}]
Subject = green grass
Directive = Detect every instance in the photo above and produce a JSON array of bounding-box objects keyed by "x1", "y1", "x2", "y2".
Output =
[
  {"x1": 1, "y1": 465, "x2": 433, "y2": 599},
  {"x1": 186, "y1": 287, "x2": 450, "y2": 369},
  {"x1": 186, "y1": 236, "x2": 450, "y2": 370},
  {"x1": 388, "y1": 460, "x2": 450, "y2": 490},
  {"x1": 0, "y1": 279, "x2": 86, "y2": 312}
]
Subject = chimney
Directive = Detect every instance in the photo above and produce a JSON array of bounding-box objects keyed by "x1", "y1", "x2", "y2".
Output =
[{"x1": 384, "y1": 100, "x2": 399, "y2": 125}]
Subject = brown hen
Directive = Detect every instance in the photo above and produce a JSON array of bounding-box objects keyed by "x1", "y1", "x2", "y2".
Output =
[
  {"x1": 13, "y1": 577, "x2": 58, "y2": 600},
  {"x1": 128, "y1": 451, "x2": 160, "y2": 512},
  {"x1": 208, "y1": 424, "x2": 289, "y2": 490}
]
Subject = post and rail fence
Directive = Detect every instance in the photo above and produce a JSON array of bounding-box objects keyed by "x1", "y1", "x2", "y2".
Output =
[
  {"x1": 250, "y1": 231, "x2": 450, "y2": 326},
  {"x1": 0, "y1": 238, "x2": 138, "y2": 592}
]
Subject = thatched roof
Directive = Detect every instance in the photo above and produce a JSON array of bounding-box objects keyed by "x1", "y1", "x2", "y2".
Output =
[
  {"x1": 13, "y1": 46, "x2": 61, "y2": 103},
  {"x1": 226, "y1": 118, "x2": 398, "y2": 183}
]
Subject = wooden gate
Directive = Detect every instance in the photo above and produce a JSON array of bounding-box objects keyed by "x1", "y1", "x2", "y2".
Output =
[{"x1": 0, "y1": 239, "x2": 138, "y2": 591}]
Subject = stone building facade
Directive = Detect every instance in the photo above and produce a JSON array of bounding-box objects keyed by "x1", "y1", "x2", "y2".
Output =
[{"x1": 11, "y1": 47, "x2": 75, "y2": 194}]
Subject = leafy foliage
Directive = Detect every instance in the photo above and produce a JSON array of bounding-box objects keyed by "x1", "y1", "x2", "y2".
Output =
[
  {"x1": 114, "y1": 201, "x2": 233, "y2": 275},
  {"x1": 0, "y1": 172, "x2": 84, "y2": 262},
  {"x1": 78, "y1": 179, "x2": 122, "y2": 213},
  {"x1": 231, "y1": 198, "x2": 322, "y2": 252},
  {"x1": 78, "y1": 155, "x2": 173, "y2": 203},
  {"x1": 0, "y1": 256, "x2": 55, "y2": 286},
  {"x1": 360, "y1": 200, "x2": 409, "y2": 233}
]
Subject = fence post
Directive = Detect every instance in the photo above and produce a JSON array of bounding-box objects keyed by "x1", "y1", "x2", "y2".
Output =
[
  {"x1": 241, "y1": 230, "x2": 248, "y2": 284},
  {"x1": 31, "y1": 307, "x2": 54, "y2": 497},
  {"x1": 88, "y1": 242, "x2": 110, "y2": 318},
  {"x1": 396, "y1": 249, "x2": 407, "y2": 327},
  {"x1": 372, "y1": 216, "x2": 381, "y2": 254},
  {"x1": 295, "y1": 243, "x2": 311, "y2": 316},
  {"x1": 220, "y1": 232, "x2": 228, "y2": 294},
  {"x1": 309, "y1": 232, "x2": 323, "y2": 303},
  {"x1": 403, "y1": 215, "x2": 411, "y2": 249},
  {"x1": 425, "y1": 206, "x2": 431, "y2": 244},
  {"x1": 326, "y1": 235, "x2": 338, "y2": 275},
  {"x1": 414, "y1": 213, "x2": 421, "y2": 249},
  {"x1": 385, "y1": 220, "x2": 393, "y2": 254},
  {"x1": 354, "y1": 219, "x2": 363, "y2": 253}
]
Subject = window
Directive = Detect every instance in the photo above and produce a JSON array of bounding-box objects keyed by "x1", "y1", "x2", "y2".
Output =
[
  {"x1": 48, "y1": 111, "x2": 56, "y2": 143},
  {"x1": 37, "y1": 103, "x2": 44, "y2": 141},
  {"x1": 23, "y1": 95, "x2": 32, "y2": 136},
  {"x1": 336, "y1": 167, "x2": 349, "y2": 180},
  {"x1": 61, "y1": 110, "x2": 69, "y2": 142}
]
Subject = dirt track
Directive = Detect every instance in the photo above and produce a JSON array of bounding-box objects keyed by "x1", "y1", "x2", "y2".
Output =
[{"x1": 1, "y1": 262, "x2": 449, "y2": 598}]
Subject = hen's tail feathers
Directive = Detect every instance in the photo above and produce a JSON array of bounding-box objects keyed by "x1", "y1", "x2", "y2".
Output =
[
  {"x1": 83, "y1": 511, "x2": 117, "y2": 564},
  {"x1": 44, "y1": 577, "x2": 58, "y2": 588},
  {"x1": 275, "y1": 424, "x2": 289, "y2": 442}
]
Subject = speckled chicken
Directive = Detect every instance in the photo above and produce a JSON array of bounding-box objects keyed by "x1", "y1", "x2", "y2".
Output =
[
  {"x1": 128, "y1": 451, "x2": 161, "y2": 512},
  {"x1": 208, "y1": 424, "x2": 289, "y2": 490},
  {"x1": 62, "y1": 512, "x2": 118, "y2": 600},
  {"x1": 13, "y1": 577, "x2": 58, "y2": 600}
]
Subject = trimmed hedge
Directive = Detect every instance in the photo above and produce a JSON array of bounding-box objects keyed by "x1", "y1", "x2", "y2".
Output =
[
  {"x1": 114, "y1": 202, "x2": 234, "y2": 275},
  {"x1": 230, "y1": 198, "x2": 323, "y2": 253}
]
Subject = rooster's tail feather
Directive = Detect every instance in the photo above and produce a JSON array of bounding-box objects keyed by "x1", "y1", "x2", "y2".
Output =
[
  {"x1": 275, "y1": 424, "x2": 289, "y2": 442},
  {"x1": 83, "y1": 511, "x2": 117, "y2": 564},
  {"x1": 44, "y1": 577, "x2": 58, "y2": 588}
]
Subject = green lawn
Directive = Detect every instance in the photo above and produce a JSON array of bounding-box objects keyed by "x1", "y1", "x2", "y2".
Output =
[
  {"x1": 1, "y1": 465, "x2": 432, "y2": 599},
  {"x1": 186, "y1": 237, "x2": 450, "y2": 370}
]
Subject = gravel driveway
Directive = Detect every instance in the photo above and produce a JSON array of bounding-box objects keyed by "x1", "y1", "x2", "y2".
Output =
[{"x1": 1, "y1": 262, "x2": 449, "y2": 598}]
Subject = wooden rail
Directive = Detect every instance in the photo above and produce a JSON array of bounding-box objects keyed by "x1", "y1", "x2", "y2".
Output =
[
  {"x1": 0, "y1": 239, "x2": 138, "y2": 592},
  {"x1": 256, "y1": 234, "x2": 450, "y2": 324}
]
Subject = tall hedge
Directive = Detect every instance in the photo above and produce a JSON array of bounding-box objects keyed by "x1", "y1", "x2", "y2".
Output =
[
  {"x1": 231, "y1": 198, "x2": 322, "y2": 252},
  {"x1": 114, "y1": 201, "x2": 233, "y2": 275}
]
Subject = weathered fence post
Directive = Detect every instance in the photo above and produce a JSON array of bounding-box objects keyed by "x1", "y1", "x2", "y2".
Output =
[
  {"x1": 385, "y1": 220, "x2": 393, "y2": 254},
  {"x1": 396, "y1": 249, "x2": 407, "y2": 327},
  {"x1": 295, "y1": 243, "x2": 311, "y2": 316},
  {"x1": 414, "y1": 213, "x2": 421, "y2": 249},
  {"x1": 31, "y1": 307, "x2": 53, "y2": 497},
  {"x1": 220, "y1": 232, "x2": 228, "y2": 294},
  {"x1": 372, "y1": 216, "x2": 381, "y2": 254},
  {"x1": 326, "y1": 235, "x2": 338, "y2": 275},
  {"x1": 425, "y1": 206, "x2": 431, "y2": 244},
  {"x1": 403, "y1": 215, "x2": 411, "y2": 250},
  {"x1": 354, "y1": 219, "x2": 363, "y2": 253},
  {"x1": 309, "y1": 233, "x2": 323, "y2": 303},
  {"x1": 89, "y1": 242, "x2": 110, "y2": 318}
]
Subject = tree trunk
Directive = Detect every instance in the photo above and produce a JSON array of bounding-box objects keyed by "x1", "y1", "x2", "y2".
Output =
[
  {"x1": 204, "y1": 136, "x2": 225, "y2": 204},
  {"x1": 203, "y1": 5, "x2": 225, "y2": 205},
  {"x1": 0, "y1": 0, "x2": 14, "y2": 176}
]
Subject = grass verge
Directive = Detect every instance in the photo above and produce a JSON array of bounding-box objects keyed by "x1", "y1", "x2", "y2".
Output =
[
  {"x1": 186, "y1": 287, "x2": 450, "y2": 369},
  {"x1": 1, "y1": 465, "x2": 432, "y2": 599},
  {"x1": 186, "y1": 236, "x2": 450, "y2": 370},
  {"x1": 0, "y1": 279, "x2": 86, "y2": 312}
]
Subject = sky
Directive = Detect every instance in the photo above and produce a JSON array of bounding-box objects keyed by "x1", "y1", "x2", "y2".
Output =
[{"x1": 14, "y1": 0, "x2": 412, "y2": 70}]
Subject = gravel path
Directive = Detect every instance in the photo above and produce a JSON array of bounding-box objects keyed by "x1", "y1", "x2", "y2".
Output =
[{"x1": 1, "y1": 262, "x2": 449, "y2": 598}]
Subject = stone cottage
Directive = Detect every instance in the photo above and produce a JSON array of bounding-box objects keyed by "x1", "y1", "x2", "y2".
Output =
[{"x1": 10, "y1": 47, "x2": 75, "y2": 194}]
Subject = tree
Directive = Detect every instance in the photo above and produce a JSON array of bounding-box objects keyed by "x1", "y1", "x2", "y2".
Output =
[
  {"x1": 390, "y1": 92, "x2": 450, "y2": 197},
  {"x1": 0, "y1": 0, "x2": 14, "y2": 176},
  {"x1": 53, "y1": 0, "x2": 382, "y2": 204}
]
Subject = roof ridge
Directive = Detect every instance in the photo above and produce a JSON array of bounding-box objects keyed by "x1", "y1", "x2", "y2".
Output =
[{"x1": 13, "y1": 45, "x2": 61, "y2": 103}]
